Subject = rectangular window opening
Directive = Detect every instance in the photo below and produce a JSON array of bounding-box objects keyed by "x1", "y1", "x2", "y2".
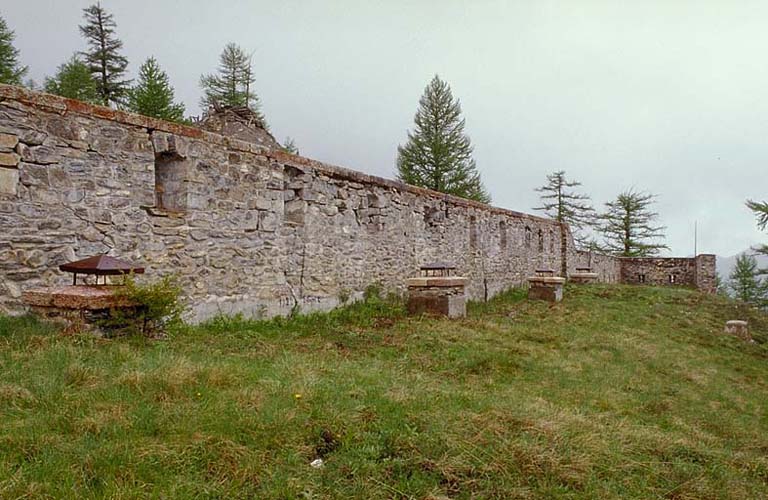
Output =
[{"x1": 155, "y1": 153, "x2": 187, "y2": 212}]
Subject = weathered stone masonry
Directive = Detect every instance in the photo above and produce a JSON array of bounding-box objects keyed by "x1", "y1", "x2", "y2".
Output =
[{"x1": 0, "y1": 85, "x2": 715, "y2": 321}]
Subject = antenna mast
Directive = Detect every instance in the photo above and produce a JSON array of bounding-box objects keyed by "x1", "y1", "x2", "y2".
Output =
[{"x1": 694, "y1": 220, "x2": 698, "y2": 257}]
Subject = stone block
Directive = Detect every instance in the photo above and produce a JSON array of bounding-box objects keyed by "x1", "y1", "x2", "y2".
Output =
[
  {"x1": 259, "y1": 211, "x2": 279, "y2": 232},
  {"x1": 528, "y1": 276, "x2": 565, "y2": 302},
  {"x1": 0, "y1": 133, "x2": 18, "y2": 150},
  {"x1": 569, "y1": 272, "x2": 599, "y2": 284},
  {"x1": 17, "y1": 144, "x2": 59, "y2": 165},
  {"x1": 0, "y1": 167, "x2": 18, "y2": 195},
  {"x1": 151, "y1": 131, "x2": 189, "y2": 159},
  {"x1": 724, "y1": 320, "x2": 752, "y2": 342},
  {"x1": 18, "y1": 129, "x2": 47, "y2": 146},
  {"x1": 407, "y1": 276, "x2": 467, "y2": 318},
  {"x1": 0, "y1": 151, "x2": 19, "y2": 167},
  {"x1": 285, "y1": 199, "x2": 306, "y2": 224}
]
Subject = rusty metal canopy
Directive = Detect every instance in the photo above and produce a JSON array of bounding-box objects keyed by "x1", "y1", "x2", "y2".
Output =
[
  {"x1": 420, "y1": 262, "x2": 456, "y2": 271},
  {"x1": 59, "y1": 255, "x2": 145, "y2": 276}
]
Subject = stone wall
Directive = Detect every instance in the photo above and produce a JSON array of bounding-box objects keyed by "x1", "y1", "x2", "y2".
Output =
[
  {"x1": 694, "y1": 254, "x2": 717, "y2": 294},
  {"x1": 0, "y1": 85, "x2": 716, "y2": 321},
  {"x1": 0, "y1": 85, "x2": 580, "y2": 321},
  {"x1": 619, "y1": 255, "x2": 716, "y2": 293},
  {"x1": 573, "y1": 250, "x2": 622, "y2": 284}
]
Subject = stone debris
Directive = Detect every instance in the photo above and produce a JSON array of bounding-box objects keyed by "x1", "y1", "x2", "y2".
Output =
[{"x1": 724, "y1": 320, "x2": 753, "y2": 343}]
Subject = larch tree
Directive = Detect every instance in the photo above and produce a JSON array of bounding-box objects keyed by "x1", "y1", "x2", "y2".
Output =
[
  {"x1": 127, "y1": 57, "x2": 185, "y2": 122},
  {"x1": 0, "y1": 15, "x2": 27, "y2": 85},
  {"x1": 729, "y1": 253, "x2": 767, "y2": 308},
  {"x1": 43, "y1": 55, "x2": 100, "y2": 104},
  {"x1": 79, "y1": 3, "x2": 130, "y2": 107},
  {"x1": 397, "y1": 75, "x2": 490, "y2": 203},
  {"x1": 199, "y1": 43, "x2": 264, "y2": 122},
  {"x1": 747, "y1": 199, "x2": 768, "y2": 259},
  {"x1": 600, "y1": 190, "x2": 668, "y2": 257},
  {"x1": 534, "y1": 170, "x2": 595, "y2": 246},
  {"x1": 282, "y1": 137, "x2": 299, "y2": 155}
]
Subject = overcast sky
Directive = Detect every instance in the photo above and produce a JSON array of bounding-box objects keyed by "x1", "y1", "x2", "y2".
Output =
[{"x1": 4, "y1": 0, "x2": 767, "y2": 257}]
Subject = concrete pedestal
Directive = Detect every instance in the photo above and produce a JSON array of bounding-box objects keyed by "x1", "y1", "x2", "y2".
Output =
[
  {"x1": 406, "y1": 276, "x2": 467, "y2": 318},
  {"x1": 527, "y1": 276, "x2": 566, "y2": 302}
]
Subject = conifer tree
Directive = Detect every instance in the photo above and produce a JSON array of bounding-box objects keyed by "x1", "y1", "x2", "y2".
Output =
[
  {"x1": 127, "y1": 57, "x2": 185, "y2": 122},
  {"x1": 43, "y1": 55, "x2": 100, "y2": 104},
  {"x1": 747, "y1": 199, "x2": 768, "y2": 258},
  {"x1": 79, "y1": 3, "x2": 130, "y2": 107},
  {"x1": 534, "y1": 170, "x2": 595, "y2": 246},
  {"x1": 200, "y1": 43, "x2": 264, "y2": 122},
  {"x1": 397, "y1": 75, "x2": 490, "y2": 203},
  {"x1": 0, "y1": 15, "x2": 27, "y2": 85},
  {"x1": 599, "y1": 190, "x2": 667, "y2": 257},
  {"x1": 729, "y1": 254, "x2": 767, "y2": 308},
  {"x1": 282, "y1": 137, "x2": 299, "y2": 155}
]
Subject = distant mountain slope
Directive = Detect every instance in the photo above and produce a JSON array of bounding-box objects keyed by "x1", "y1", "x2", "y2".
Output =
[{"x1": 717, "y1": 250, "x2": 768, "y2": 280}]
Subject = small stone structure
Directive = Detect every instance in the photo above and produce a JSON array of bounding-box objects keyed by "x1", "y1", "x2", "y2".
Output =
[
  {"x1": 407, "y1": 263, "x2": 467, "y2": 318},
  {"x1": 569, "y1": 266, "x2": 599, "y2": 284},
  {"x1": 724, "y1": 320, "x2": 752, "y2": 342},
  {"x1": 528, "y1": 269, "x2": 566, "y2": 302},
  {"x1": 22, "y1": 255, "x2": 143, "y2": 331},
  {"x1": 619, "y1": 255, "x2": 717, "y2": 293}
]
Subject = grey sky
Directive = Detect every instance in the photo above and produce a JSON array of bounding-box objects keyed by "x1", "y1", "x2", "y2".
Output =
[{"x1": 4, "y1": 0, "x2": 766, "y2": 257}]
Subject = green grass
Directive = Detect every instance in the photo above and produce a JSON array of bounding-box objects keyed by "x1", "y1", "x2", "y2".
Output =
[{"x1": 1, "y1": 285, "x2": 768, "y2": 499}]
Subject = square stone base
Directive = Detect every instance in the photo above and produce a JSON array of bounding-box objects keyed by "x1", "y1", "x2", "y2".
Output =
[
  {"x1": 569, "y1": 272, "x2": 599, "y2": 284},
  {"x1": 527, "y1": 276, "x2": 565, "y2": 303},
  {"x1": 406, "y1": 277, "x2": 467, "y2": 318},
  {"x1": 407, "y1": 290, "x2": 466, "y2": 318},
  {"x1": 528, "y1": 284, "x2": 563, "y2": 302}
]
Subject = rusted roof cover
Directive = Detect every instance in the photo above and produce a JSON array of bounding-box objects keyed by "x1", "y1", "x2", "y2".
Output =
[
  {"x1": 59, "y1": 255, "x2": 145, "y2": 276},
  {"x1": 420, "y1": 262, "x2": 456, "y2": 271}
]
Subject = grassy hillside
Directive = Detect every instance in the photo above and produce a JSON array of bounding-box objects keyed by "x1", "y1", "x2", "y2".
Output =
[{"x1": 1, "y1": 285, "x2": 768, "y2": 499}]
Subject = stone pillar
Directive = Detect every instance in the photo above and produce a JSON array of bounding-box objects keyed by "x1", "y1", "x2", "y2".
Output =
[
  {"x1": 406, "y1": 276, "x2": 467, "y2": 318},
  {"x1": 724, "y1": 320, "x2": 751, "y2": 342},
  {"x1": 527, "y1": 276, "x2": 566, "y2": 302}
]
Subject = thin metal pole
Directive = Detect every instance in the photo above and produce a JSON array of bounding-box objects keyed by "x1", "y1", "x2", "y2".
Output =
[{"x1": 694, "y1": 221, "x2": 698, "y2": 257}]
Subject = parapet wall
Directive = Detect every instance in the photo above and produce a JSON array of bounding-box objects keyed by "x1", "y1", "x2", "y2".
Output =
[{"x1": 0, "y1": 85, "x2": 715, "y2": 321}]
